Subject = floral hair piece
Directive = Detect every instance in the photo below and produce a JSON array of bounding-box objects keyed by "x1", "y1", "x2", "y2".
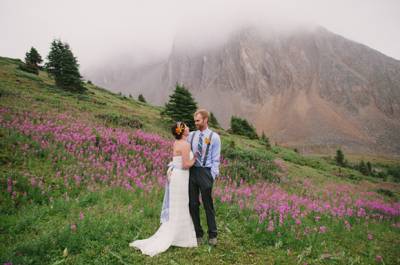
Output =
[{"x1": 175, "y1": 122, "x2": 185, "y2": 135}]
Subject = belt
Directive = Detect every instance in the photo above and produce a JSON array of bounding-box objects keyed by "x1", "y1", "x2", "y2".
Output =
[{"x1": 193, "y1": 166, "x2": 211, "y2": 169}]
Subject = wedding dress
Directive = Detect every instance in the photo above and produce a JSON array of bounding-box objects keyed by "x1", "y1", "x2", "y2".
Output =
[{"x1": 129, "y1": 151, "x2": 197, "y2": 256}]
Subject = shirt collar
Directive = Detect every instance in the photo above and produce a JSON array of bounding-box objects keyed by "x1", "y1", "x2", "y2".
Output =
[{"x1": 199, "y1": 127, "x2": 211, "y2": 136}]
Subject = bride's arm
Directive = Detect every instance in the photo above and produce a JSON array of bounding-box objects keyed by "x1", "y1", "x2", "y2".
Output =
[{"x1": 181, "y1": 143, "x2": 195, "y2": 169}]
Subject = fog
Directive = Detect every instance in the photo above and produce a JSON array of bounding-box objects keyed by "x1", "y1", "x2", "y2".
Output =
[{"x1": 1, "y1": 0, "x2": 399, "y2": 73}]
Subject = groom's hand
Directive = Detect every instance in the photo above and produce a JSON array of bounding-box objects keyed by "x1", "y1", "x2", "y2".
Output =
[{"x1": 192, "y1": 152, "x2": 198, "y2": 166}]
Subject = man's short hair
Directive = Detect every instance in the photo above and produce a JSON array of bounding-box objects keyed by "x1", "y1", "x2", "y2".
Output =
[{"x1": 194, "y1": 109, "x2": 209, "y2": 120}]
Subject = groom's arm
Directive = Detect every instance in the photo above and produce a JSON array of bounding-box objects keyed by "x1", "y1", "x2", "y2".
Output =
[{"x1": 210, "y1": 134, "x2": 221, "y2": 180}]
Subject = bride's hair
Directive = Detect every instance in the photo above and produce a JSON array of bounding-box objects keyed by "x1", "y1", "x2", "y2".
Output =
[{"x1": 171, "y1": 121, "x2": 187, "y2": 139}]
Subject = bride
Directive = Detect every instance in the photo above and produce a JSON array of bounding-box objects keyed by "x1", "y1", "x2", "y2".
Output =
[{"x1": 129, "y1": 122, "x2": 198, "y2": 256}]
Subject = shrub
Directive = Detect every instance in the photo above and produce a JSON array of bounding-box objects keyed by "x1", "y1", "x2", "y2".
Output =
[
  {"x1": 138, "y1": 94, "x2": 146, "y2": 103},
  {"x1": 230, "y1": 116, "x2": 258, "y2": 139},
  {"x1": 221, "y1": 145, "x2": 277, "y2": 183},
  {"x1": 95, "y1": 113, "x2": 142, "y2": 129},
  {"x1": 18, "y1": 63, "x2": 39, "y2": 75}
]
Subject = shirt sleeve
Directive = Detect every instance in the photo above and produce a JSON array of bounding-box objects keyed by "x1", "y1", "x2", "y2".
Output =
[{"x1": 210, "y1": 133, "x2": 221, "y2": 179}]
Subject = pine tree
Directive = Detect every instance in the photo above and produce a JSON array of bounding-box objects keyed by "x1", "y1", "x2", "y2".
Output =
[
  {"x1": 367, "y1": 161, "x2": 372, "y2": 175},
  {"x1": 209, "y1": 112, "x2": 220, "y2": 128},
  {"x1": 335, "y1": 149, "x2": 345, "y2": 166},
  {"x1": 45, "y1": 39, "x2": 85, "y2": 93},
  {"x1": 359, "y1": 160, "x2": 369, "y2": 175},
  {"x1": 26, "y1": 47, "x2": 42, "y2": 66},
  {"x1": 138, "y1": 94, "x2": 146, "y2": 103},
  {"x1": 20, "y1": 47, "x2": 43, "y2": 74},
  {"x1": 162, "y1": 84, "x2": 198, "y2": 130}
]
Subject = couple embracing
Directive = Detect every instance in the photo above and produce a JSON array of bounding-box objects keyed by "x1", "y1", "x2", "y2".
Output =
[{"x1": 129, "y1": 109, "x2": 221, "y2": 257}]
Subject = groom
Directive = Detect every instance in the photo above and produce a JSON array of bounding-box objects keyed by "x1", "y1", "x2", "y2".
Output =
[{"x1": 188, "y1": 109, "x2": 221, "y2": 246}]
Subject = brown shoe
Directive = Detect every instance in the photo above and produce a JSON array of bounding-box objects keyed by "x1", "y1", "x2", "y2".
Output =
[
  {"x1": 197, "y1": 237, "x2": 203, "y2": 245},
  {"x1": 208, "y1": 237, "x2": 217, "y2": 246}
]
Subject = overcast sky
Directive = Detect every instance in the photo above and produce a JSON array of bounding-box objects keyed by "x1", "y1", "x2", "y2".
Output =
[{"x1": 1, "y1": 0, "x2": 399, "y2": 72}]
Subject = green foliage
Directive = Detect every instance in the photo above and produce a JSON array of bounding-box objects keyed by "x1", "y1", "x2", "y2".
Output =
[
  {"x1": 228, "y1": 139, "x2": 235, "y2": 149},
  {"x1": 376, "y1": 188, "x2": 396, "y2": 198},
  {"x1": 162, "y1": 84, "x2": 198, "y2": 130},
  {"x1": 358, "y1": 160, "x2": 371, "y2": 175},
  {"x1": 18, "y1": 63, "x2": 38, "y2": 75},
  {"x1": 230, "y1": 116, "x2": 258, "y2": 139},
  {"x1": 335, "y1": 149, "x2": 345, "y2": 167},
  {"x1": 17, "y1": 47, "x2": 43, "y2": 75},
  {"x1": 138, "y1": 94, "x2": 146, "y2": 103},
  {"x1": 45, "y1": 39, "x2": 85, "y2": 93},
  {"x1": 25, "y1": 47, "x2": 42, "y2": 67},
  {"x1": 260, "y1": 131, "x2": 271, "y2": 149},
  {"x1": 280, "y1": 149, "x2": 329, "y2": 171},
  {"x1": 95, "y1": 113, "x2": 143, "y2": 129},
  {"x1": 367, "y1": 161, "x2": 372, "y2": 173},
  {"x1": 209, "y1": 111, "x2": 220, "y2": 128},
  {"x1": 387, "y1": 164, "x2": 400, "y2": 182},
  {"x1": 221, "y1": 144, "x2": 277, "y2": 183}
]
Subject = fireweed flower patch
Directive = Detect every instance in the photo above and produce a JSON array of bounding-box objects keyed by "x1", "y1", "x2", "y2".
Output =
[{"x1": 1, "y1": 106, "x2": 399, "y2": 264}]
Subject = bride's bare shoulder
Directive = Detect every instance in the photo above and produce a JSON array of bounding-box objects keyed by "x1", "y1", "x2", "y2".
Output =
[{"x1": 173, "y1": 140, "x2": 190, "y2": 149}]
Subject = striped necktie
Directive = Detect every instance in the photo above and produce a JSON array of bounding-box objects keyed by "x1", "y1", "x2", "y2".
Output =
[{"x1": 196, "y1": 132, "x2": 204, "y2": 166}]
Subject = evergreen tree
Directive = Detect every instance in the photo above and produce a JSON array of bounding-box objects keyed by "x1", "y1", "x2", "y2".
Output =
[
  {"x1": 162, "y1": 84, "x2": 198, "y2": 130},
  {"x1": 19, "y1": 47, "x2": 43, "y2": 74},
  {"x1": 358, "y1": 160, "x2": 369, "y2": 175},
  {"x1": 138, "y1": 94, "x2": 146, "y2": 103},
  {"x1": 209, "y1": 112, "x2": 220, "y2": 128},
  {"x1": 230, "y1": 116, "x2": 258, "y2": 139},
  {"x1": 335, "y1": 149, "x2": 345, "y2": 166},
  {"x1": 25, "y1": 47, "x2": 42, "y2": 66},
  {"x1": 45, "y1": 39, "x2": 85, "y2": 93},
  {"x1": 367, "y1": 161, "x2": 372, "y2": 175}
]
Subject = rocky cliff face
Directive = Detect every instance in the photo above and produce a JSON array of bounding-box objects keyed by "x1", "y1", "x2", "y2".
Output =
[{"x1": 88, "y1": 26, "x2": 400, "y2": 156}]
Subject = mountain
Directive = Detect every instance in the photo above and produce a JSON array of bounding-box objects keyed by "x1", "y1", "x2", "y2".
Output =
[{"x1": 87, "y1": 26, "x2": 400, "y2": 156}]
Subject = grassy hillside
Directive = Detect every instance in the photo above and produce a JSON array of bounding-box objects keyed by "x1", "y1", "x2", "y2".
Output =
[{"x1": 1, "y1": 56, "x2": 400, "y2": 265}]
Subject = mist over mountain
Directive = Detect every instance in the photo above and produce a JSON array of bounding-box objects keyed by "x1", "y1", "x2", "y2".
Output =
[{"x1": 86, "y1": 25, "x2": 400, "y2": 156}]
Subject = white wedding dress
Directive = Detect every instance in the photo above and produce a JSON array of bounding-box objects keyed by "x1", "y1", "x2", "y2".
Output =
[{"x1": 129, "y1": 151, "x2": 197, "y2": 256}]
